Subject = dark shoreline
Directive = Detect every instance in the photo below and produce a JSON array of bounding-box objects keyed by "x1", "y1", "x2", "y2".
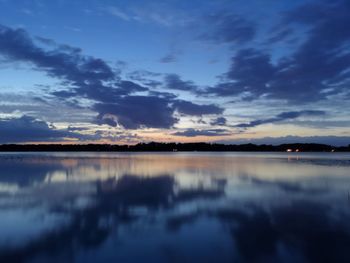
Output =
[{"x1": 0, "y1": 142, "x2": 349, "y2": 152}]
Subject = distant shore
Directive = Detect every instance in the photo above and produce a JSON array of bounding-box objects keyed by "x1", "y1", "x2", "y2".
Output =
[{"x1": 0, "y1": 142, "x2": 349, "y2": 152}]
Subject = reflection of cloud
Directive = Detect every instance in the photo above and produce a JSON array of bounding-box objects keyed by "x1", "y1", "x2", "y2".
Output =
[
  {"x1": 0, "y1": 173, "x2": 226, "y2": 261},
  {"x1": 1, "y1": 155, "x2": 350, "y2": 262},
  {"x1": 0, "y1": 156, "x2": 63, "y2": 187},
  {"x1": 175, "y1": 187, "x2": 224, "y2": 202},
  {"x1": 97, "y1": 175, "x2": 175, "y2": 208},
  {"x1": 238, "y1": 175, "x2": 328, "y2": 194},
  {"x1": 214, "y1": 201, "x2": 350, "y2": 263},
  {"x1": 164, "y1": 201, "x2": 350, "y2": 262},
  {"x1": 166, "y1": 211, "x2": 201, "y2": 232}
]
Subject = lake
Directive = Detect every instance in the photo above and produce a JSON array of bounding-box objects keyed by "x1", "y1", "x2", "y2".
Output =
[{"x1": 0, "y1": 152, "x2": 349, "y2": 263}]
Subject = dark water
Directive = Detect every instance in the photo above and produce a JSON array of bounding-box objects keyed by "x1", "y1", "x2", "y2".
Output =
[{"x1": 0, "y1": 152, "x2": 349, "y2": 263}]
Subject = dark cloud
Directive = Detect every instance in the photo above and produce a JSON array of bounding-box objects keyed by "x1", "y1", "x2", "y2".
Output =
[
  {"x1": 174, "y1": 100, "x2": 223, "y2": 116},
  {"x1": 200, "y1": 13, "x2": 256, "y2": 44},
  {"x1": 164, "y1": 74, "x2": 198, "y2": 91},
  {"x1": 35, "y1": 36, "x2": 83, "y2": 54},
  {"x1": 0, "y1": 115, "x2": 92, "y2": 143},
  {"x1": 0, "y1": 24, "x2": 147, "y2": 106},
  {"x1": 207, "y1": 48, "x2": 276, "y2": 97},
  {"x1": 0, "y1": 25, "x2": 115, "y2": 92},
  {"x1": 35, "y1": 36, "x2": 57, "y2": 46},
  {"x1": 127, "y1": 70, "x2": 161, "y2": 80},
  {"x1": 0, "y1": 25, "x2": 224, "y2": 130},
  {"x1": 159, "y1": 53, "x2": 176, "y2": 63},
  {"x1": 172, "y1": 128, "x2": 231, "y2": 137},
  {"x1": 127, "y1": 70, "x2": 163, "y2": 87},
  {"x1": 94, "y1": 96, "x2": 223, "y2": 129},
  {"x1": 94, "y1": 96, "x2": 178, "y2": 129},
  {"x1": 52, "y1": 79, "x2": 148, "y2": 103},
  {"x1": 118, "y1": 80, "x2": 148, "y2": 94},
  {"x1": 234, "y1": 110, "x2": 325, "y2": 128},
  {"x1": 210, "y1": 117, "x2": 227, "y2": 126},
  {"x1": 208, "y1": 0, "x2": 350, "y2": 103},
  {"x1": 67, "y1": 126, "x2": 89, "y2": 132}
]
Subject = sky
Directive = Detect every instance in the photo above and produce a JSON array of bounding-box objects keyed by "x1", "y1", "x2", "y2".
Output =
[{"x1": 0, "y1": 0, "x2": 349, "y2": 145}]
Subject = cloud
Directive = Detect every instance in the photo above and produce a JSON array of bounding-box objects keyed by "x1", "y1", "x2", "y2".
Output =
[
  {"x1": 20, "y1": 8, "x2": 34, "y2": 16},
  {"x1": 0, "y1": 24, "x2": 136, "y2": 106},
  {"x1": 106, "y1": 6, "x2": 131, "y2": 21},
  {"x1": 234, "y1": 110, "x2": 326, "y2": 128},
  {"x1": 174, "y1": 100, "x2": 223, "y2": 116},
  {"x1": 94, "y1": 96, "x2": 178, "y2": 129},
  {"x1": 0, "y1": 25, "x2": 115, "y2": 85},
  {"x1": 94, "y1": 96, "x2": 223, "y2": 129},
  {"x1": 159, "y1": 53, "x2": 176, "y2": 63},
  {"x1": 210, "y1": 117, "x2": 227, "y2": 126},
  {"x1": 199, "y1": 13, "x2": 256, "y2": 45},
  {"x1": 164, "y1": 74, "x2": 198, "y2": 91},
  {"x1": 0, "y1": 115, "x2": 92, "y2": 143},
  {"x1": 0, "y1": 24, "x2": 224, "y2": 130},
  {"x1": 208, "y1": 49, "x2": 275, "y2": 97},
  {"x1": 207, "y1": 0, "x2": 350, "y2": 103},
  {"x1": 0, "y1": 24, "x2": 151, "y2": 105},
  {"x1": 172, "y1": 128, "x2": 231, "y2": 137},
  {"x1": 105, "y1": 4, "x2": 192, "y2": 27},
  {"x1": 127, "y1": 70, "x2": 163, "y2": 87}
]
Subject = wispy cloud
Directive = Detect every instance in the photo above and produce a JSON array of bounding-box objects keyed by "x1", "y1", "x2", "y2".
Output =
[
  {"x1": 105, "y1": 4, "x2": 192, "y2": 27},
  {"x1": 234, "y1": 110, "x2": 326, "y2": 129},
  {"x1": 106, "y1": 6, "x2": 132, "y2": 21},
  {"x1": 172, "y1": 128, "x2": 231, "y2": 137}
]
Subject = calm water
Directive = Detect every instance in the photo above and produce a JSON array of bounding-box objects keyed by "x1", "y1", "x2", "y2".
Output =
[{"x1": 0, "y1": 152, "x2": 349, "y2": 263}]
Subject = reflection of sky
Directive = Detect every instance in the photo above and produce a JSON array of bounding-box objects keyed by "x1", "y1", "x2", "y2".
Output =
[{"x1": 0, "y1": 152, "x2": 350, "y2": 262}]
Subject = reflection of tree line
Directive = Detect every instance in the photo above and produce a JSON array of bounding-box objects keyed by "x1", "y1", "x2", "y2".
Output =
[{"x1": 0, "y1": 142, "x2": 348, "y2": 151}]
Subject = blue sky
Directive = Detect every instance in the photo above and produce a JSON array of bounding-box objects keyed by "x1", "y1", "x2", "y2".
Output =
[{"x1": 0, "y1": 0, "x2": 349, "y2": 145}]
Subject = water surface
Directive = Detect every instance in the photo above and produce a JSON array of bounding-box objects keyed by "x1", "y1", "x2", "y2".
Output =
[{"x1": 0, "y1": 152, "x2": 349, "y2": 263}]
